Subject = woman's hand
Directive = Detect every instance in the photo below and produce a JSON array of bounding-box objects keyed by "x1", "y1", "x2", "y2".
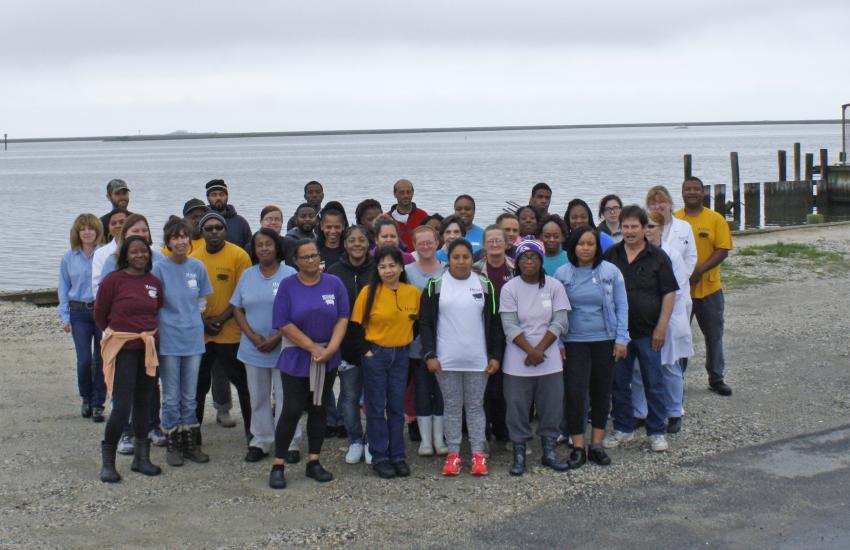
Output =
[
  {"x1": 256, "y1": 335, "x2": 279, "y2": 353},
  {"x1": 312, "y1": 345, "x2": 336, "y2": 365},
  {"x1": 62, "y1": 322, "x2": 71, "y2": 333},
  {"x1": 524, "y1": 348, "x2": 545, "y2": 366},
  {"x1": 486, "y1": 359, "x2": 500, "y2": 375},
  {"x1": 613, "y1": 343, "x2": 628, "y2": 361},
  {"x1": 426, "y1": 357, "x2": 442, "y2": 374},
  {"x1": 364, "y1": 351, "x2": 374, "y2": 358}
]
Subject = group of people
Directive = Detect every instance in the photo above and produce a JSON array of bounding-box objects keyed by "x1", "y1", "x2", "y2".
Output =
[{"x1": 58, "y1": 176, "x2": 733, "y2": 487}]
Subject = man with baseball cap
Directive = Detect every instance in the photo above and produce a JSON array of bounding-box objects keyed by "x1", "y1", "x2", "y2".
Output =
[
  {"x1": 205, "y1": 179, "x2": 252, "y2": 248},
  {"x1": 99, "y1": 179, "x2": 130, "y2": 243}
]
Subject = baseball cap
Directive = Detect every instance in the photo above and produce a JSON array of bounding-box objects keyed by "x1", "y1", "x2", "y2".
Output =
[
  {"x1": 106, "y1": 179, "x2": 129, "y2": 194},
  {"x1": 182, "y1": 198, "x2": 207, "y2": 217}
]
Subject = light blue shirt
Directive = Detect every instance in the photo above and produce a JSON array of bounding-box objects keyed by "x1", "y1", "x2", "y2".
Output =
[
  {"x1": 405, "y1": 261, "x2": 445, "y2": 359},
  {"x1": 58, "y1": 247, "x2": 99, "y2": 323},
  {"x1": 151, "y1": 257, "x2": 213, "y2": 356},
  {"x1": 231, "y1": 263, "x2": 296, "y2": 368},
  {"x1": 465, "y1": 224, "x2": 485, "y2": 252},
  {"x1": 564, "y1": 267, "x2": 609, "y2": 342},
  {"x1": 101, "y1": 248, "x2": 166, "y2": 286}
]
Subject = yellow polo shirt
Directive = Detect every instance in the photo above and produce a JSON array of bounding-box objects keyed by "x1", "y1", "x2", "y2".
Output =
[
  {"x1": 191, "y1": 242, "x2": 251, "y2": 344},
  {"x1": 674, "y1": 207, "x2": 733, "y2": 299},
  {"x1": 351, "y1": 283, "x2": 421, "y2": 347},
  {"x1": 162, "y1": 238, "x2": 205, "y2": 257}
]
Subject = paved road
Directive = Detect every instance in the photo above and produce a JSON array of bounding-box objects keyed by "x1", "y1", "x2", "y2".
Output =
[{"x1": 448, "y1": 425, "x2": 850, "y2": 549}]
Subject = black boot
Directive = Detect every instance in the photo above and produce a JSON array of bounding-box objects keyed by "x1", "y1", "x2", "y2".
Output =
[
  {"x1": 269, "y1": 464, "x2": 287, "y2": 489},
  {"x1": 100, "y1": 441, "x2": 121, "y2": 483},
  {"x1": 165, "y1": 428, "x2": 183, "y2": 467},
  {"x1": 182, "y1": 426, "x2": 210, "y2": 463},
  {"x1": 131, "y1": 438, "x2": 162, "y2": 476},
  {"x1": 540, "y1": 436, "x2": 570, "y2": 472},
  {"x1": 509, "y1": 442, "x2": 526, "y2": 476},
  {"x1": 305, "y1": 460, "x2": 334, "y2": 482},
  {"x1": 408, "y1": 421, "x2": 422, "y2": 442},
  {"x1": 567, "y1": 447, "x2": 587, "y2": 469}
]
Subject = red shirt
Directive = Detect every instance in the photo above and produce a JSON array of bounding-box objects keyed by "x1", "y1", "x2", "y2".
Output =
[
  {"x1": 388, "y1": 205, "x2": 429, "y2": 251},
  {"x1": 94, "y1": 270, "x2": 163, "y2": 349}
]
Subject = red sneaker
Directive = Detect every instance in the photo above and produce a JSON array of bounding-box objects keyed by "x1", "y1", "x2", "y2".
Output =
[
  {"x1": 471, "y1": 452, "x2": 489, "y2": 476},
  {"x1": 442, "y1": 452, "x2": 461, "y2": 476}
]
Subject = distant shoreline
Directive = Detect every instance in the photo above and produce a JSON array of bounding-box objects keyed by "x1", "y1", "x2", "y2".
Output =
[{"x1": 3, "y1": 119, "x2": 841, "y2": 145}]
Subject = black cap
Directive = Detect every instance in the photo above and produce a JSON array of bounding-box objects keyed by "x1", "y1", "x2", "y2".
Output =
[
  {"x1": 205, "y1": 179, "x2": 228, "y2": 195},
  {"x1": 182, "y1": 198, "x2": 207, "y2": 217}
]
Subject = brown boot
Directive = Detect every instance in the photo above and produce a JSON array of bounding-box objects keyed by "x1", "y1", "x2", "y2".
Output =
[
  {"x1": 164, "y1": 427, "x2": 183, "y2": 467},
  {"x1": 182, "y1": 425, "x2": 209, "y2": 463}
]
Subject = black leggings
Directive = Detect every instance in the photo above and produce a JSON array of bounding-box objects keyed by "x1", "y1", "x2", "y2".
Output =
[
  {"x1": 105, "y1": 349, "x2": 155, "y2": 445},
  {"x1": 275, "y1": 369, "x2": 337, "y2": 458},
  {"x1": 412, "y1": 359, "x2": 444, "y2": 416},
  {"x1": 564, "y1": 340, "x2": 614, "y2": 434},
  {"x1": 197, "y1": 342, "x2": 252, "y2": 440}
]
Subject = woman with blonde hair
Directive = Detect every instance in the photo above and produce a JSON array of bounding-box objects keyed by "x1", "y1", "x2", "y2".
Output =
[{"x1": 59, "y1": 214, "x2": 105, "y2": 422}]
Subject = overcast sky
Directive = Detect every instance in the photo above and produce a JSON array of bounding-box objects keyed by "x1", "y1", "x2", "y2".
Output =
[{"x1": 1, "y1": 0, "x2": 847, "y2": 138}]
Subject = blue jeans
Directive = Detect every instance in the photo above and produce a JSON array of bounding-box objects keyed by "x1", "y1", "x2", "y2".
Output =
[
  {"x1": 323, "y1": 380, "x2": 344, "y2": 429},
  {"x1": 338, "y1": 365, "x2": 364, "y2": 445},
  {"x1": 692, "y1": 289, "x2": 726, "y2": 385},
  {"x1": 362, "y1": 345, "x2": 409, "y2": 463},
  {"x1": 69, "y1": 305, "x2": 105, "y2": 408},
  {"x1": 611, "y1": 337, "x2": 666, "y2": 436},
  {"x1": 159, "y1": 354, "x2": 202, "y2": 430},
  {"x1": 631, "y1": 358, "x2": 685, "y2": 419}
]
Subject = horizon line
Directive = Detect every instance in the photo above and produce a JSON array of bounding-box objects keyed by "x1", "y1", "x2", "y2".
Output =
[{"x1": 3, "y1": 118, "x2": 842, "y2": 144}]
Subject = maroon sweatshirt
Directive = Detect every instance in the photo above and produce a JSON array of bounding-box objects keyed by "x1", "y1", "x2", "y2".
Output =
[{"x1": 94, "y1": 270, "x2": 163, "y2": 349}]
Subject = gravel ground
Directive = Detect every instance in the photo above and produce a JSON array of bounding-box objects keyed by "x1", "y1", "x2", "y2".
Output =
[{"x1": 1, "y1": 224, "x2": 849, "y2": 550}]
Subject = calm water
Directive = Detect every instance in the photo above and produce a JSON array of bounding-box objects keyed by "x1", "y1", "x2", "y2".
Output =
[{"x1": 0, "y1": 124, "x2": 841, "y2": 291}]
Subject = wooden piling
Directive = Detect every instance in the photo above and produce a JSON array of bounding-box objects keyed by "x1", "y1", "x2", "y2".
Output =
[
  {"x1": 684, "y1": 154, "x2": 692, "y2": 180},
  {"x1": 730, "y1": 152, "x2": 741, "y2": 223},
  {"x1": 764, "y1": 181, "x2": 810, "y2": 226},
  {"x1": 820, "y1": 149, "x2": 829, "y2": 181},
  {"x1": 793, "y1": 143, "x2": 801, "y2": 181},
  {"x1": 744, "y1": 182, "x2": 761, "y2": 229},
  {"x1": 702, "y1": 184, "x2": 711, "y2": 208},
  {"x1": 805, "y1": 153, "x2": 814, "y2": 181},
  {"x1": 777, "y1": 150, "x2": 787, "y2": 181},
  {"x1": 714, "y1": 184, "x2": 727, "y2": 217}
]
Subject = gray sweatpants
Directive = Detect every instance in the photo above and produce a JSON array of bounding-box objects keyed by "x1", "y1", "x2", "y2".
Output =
[
  {"x1": 503, "y1": 371, "x2": 563, "y2": 442},
  {"x1": 245, "y1": 365, "x2": 302, "y2": 454},
  {"x1": 436, "y1": 370, "x2": 488, "y2": 454}
]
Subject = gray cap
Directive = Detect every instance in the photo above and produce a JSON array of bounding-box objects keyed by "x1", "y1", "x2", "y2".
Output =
[
  {"x1": 199, "y1": 212, "x2": 227, "y2": 230},
  {"x1": 106, "y1": 178, "x2": 129, "y2": 194}
]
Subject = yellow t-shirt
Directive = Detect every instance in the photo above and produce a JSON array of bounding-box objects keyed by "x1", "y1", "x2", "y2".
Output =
[
  {"x1": 674, "y1": 207, "x2": 733, "y2": 299},
  {"x1": 162, "y1": 238, "x2": 205, "y2": 258},
  {"x1": 351, "y1": 283, "x2": 421, "y2": 347},
  {"x1": 191, "y1": 242, "x2": 252, "y2": 344}
]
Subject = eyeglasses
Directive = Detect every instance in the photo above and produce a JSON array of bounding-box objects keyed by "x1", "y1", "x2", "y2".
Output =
[
  {"x1": 485, "y1": 239, "x2": 505, "y2": 245},
  {"x1": 604, "y1": 206, "x2": 622, "y2": 213},
  {"x1": 297, "y1": 253, "x2": 321, "y2": 261},
  {"x1": 202, "y1": 224, "x2": 225, "y2": 233},
  {"x1": 262, "y1": 216, "x2": 283, "y2": 223},
  {"x1": 646, "y1": 224, "x2": 659, "y2": 229}
]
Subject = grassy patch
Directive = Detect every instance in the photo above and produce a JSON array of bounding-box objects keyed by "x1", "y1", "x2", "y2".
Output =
[
  {"x1": 723, "y1": 264, "x2": 774, "y2": 290},
  {"x1": 735, "y1": 242, "x2": 846, "y2": 263},
  {"x1": 724, "y1": 241, "x2": 849, "y2": 291}
]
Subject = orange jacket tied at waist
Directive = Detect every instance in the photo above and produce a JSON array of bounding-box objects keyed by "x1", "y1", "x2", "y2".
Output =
[{"x1": 100, "y1": 329, "x2": 159, "y2": 395}]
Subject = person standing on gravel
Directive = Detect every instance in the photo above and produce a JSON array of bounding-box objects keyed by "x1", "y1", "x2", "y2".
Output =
[
  {"x1": 602, "y1": 205, "x2": 678, "y2": 453},
  {"x1": 191, "y1": 212, "x2": 254, "y2": 447},
  {"x1": 675, "y1": 177, "x2": 734, "y2": 397},
  {"x1": 387, "y1": 179, "x2": 429, "y2": 251}
]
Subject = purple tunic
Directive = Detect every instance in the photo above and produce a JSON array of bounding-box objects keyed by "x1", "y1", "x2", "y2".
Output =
[{"x1": 272, "y1": 273, "x2": 350, "y2": 377}]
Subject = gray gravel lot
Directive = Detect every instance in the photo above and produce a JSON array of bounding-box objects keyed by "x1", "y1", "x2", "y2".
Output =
[{"x1": 1, "y1": 224, "x2": 849, "y2": 549}]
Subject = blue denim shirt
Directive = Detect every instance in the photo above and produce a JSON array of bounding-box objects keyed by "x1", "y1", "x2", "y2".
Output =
[
  {"x1": 553, "y1": 260, "x2": 630, "y2": 345},
  {"x1": 58, "y1": 247, "x2": 99, "y2": 323}
]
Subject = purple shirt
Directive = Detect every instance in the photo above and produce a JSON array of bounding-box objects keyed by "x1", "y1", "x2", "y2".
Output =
[{"x1": 272, "y1": 273, "x2": 350, "y2": 377}]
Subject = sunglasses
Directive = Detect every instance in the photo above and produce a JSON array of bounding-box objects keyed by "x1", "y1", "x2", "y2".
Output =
[{"x1": 203, "y1": 224, "x2": 225, "y2": 233}]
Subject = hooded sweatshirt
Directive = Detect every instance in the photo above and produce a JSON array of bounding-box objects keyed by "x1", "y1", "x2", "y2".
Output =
[
  {"x1": 212, "y1": 204, "x2": 252, "y2": 248},
  {"x1": 326, "y1": 253, "x2": 374, "y2": 366}
]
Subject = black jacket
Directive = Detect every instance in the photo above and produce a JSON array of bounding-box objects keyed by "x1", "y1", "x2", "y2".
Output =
[
  {"x1": 326, "y1": 253, "x2": 374, "y2": 366},
  {"x1": 216, "y1": 204, "x2": 252, "y2": 248},
  {"x1": 419, "y1": 273, "x2": 504, "y2": 364}
]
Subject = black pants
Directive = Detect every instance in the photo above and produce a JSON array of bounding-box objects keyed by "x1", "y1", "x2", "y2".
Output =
[
  {"x1": 411, "y1": 359, "x2": 444, "y2": 416},
  {"x1": 105, "y1": 349, "x2": 155, "y2": 445},
  {"x1": 563, "y1": 340, "x2": 615, "y2": 434},
  {"x1": 484, "y1": 369, "x2": 509, "y2": 441},
  {"x1": 197, "y1": 342, "x2": 252, "y2": 441},
  {"x1": 275, "y1": 369, "x2": 337, "y2": 458}
]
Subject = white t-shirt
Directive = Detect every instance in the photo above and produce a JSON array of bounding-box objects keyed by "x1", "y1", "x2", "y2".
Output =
[
  {"x1": 436, "y1": 272, "x2": 488, "y2": 372},
  {"x1": 500, "y1": 276, "x2": 570, "y2": 377},
  {"x1": 91, "y1": 239, "x2": 118, "y2": 299}
]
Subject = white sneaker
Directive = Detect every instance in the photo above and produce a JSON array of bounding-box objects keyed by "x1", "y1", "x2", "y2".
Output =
[
  {"x1": 602, "y1": 430, "x2": 635, "y2": 449},
  {"x1": 649, "y1": 434, "x2": 669, "y2": 452},
  {"x1": 117, "y1": 433, "x2": 135, "y2": 454},
  {"x1": 364, "y1": 444, "x2": 373, "y2": 465},
  {"x1": 345, "y1": 443, "x2": 364, "y2": 464}
]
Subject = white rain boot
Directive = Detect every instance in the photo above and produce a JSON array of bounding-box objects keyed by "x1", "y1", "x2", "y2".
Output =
[
  {"x1": 417, "y1": 416, "x2": 435, "y2": 456},
  {"x1": 432, "y1": 415, "x2": 449, "y2": 456}
]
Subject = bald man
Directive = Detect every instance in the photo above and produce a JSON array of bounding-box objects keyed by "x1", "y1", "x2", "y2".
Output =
[{"x1": 387, "y1": 179, "x2": 429, "y2": 250}]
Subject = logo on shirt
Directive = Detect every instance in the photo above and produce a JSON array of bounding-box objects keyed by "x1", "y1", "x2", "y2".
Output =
[
  {"x1": 322, "y1": 294, "x2": 336, "y2": 306},
  {"x1": 145, "y1": 284, "x2": 159, "y2": 299},
  {"x1": 185, "y1": 273, "x2": 198, "y2": 289},
  {"x1": 217, "y1": 273, "x2": 229, "y2": 281},
  {"x1": 272, "y1": 281, "x2": 281, "y2": 297}
]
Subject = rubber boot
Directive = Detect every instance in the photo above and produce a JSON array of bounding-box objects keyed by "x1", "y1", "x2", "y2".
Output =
[
  {"x1": 432, "y1": 416, "x2": 449, "y2": 456},
  {"x1": 540, "y1": 436, "x2": 570, "y2": 472},
  {"x1": 100, "y1": 441, "x2": 121, "y2": 483},
  {"x1": 509, "y1": 442, "x2": 526, "y2": 476},
  {"x1": 567, "y1": 446, "x2": 587, "y2": 469},
  {"x1": 182, "y1": 425, "x2": 210, "y2": 463},
  {"x1": 417, "y1": 416, "x2": 435, "y2": 456},
  {"x1": 164, "y1": 427, "x2": 183, "y2": 467},
  {"x1": 131, "y1": 438, "x2": 162, "y2": 476}
]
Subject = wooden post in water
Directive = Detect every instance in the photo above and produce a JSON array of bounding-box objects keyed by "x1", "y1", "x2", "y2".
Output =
[
  {"x1": 793, "y1": 142, "x2": 801, "y2": 181},
  {"x1": 777, "y1": 150, "x2": 787, "y2": 181},
  {"x1": 730, "y1": 152, "x2": 741, "y2": 224},
  {"x1": 805, "y1": 153, "x2": 814, "y2": 181},
  {"x1": 3, "y1": 134, "x2": 6, "y2": 151},
  {"x1": 684, "y1": 154, "x2": 692, "y2": 180},
  {"x1": 820, "y1": 149, "x2": 829, "y2": 181},
  {"x1": 714, "y1": 184, "x2": 727, "y2": 217},
  {"x1": 744, "y1": 182, "x2": 761, "y2": 228},
  {"x1": 702, "y1": 184, "x2": 711, "y2": 209}
]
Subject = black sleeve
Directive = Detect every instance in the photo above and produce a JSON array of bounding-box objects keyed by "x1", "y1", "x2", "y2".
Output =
[
  {"x1": 656, "y1": 250, "x2": 679, "y2": 296},
  {"x1": 485, "y1": 290, "x2": 505, "y2": 362},
  {"x1": 419, "y1": 289, "x2": 437, "y2": 361}
]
